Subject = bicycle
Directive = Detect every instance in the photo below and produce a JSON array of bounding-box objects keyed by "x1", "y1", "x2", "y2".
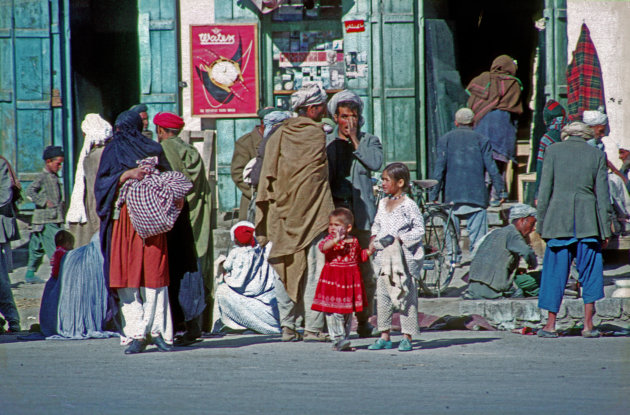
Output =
[
  {"x1": 408, "y1": 180, "x2": 458, "y2": 296},
  {"x1": 372, "y1": 177, "x2": 459, "y2": 297}
]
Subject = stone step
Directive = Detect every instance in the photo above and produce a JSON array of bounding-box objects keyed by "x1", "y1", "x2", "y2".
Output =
[{"x1": 459, "y1": 298, "x2": 630, "y2": 331}]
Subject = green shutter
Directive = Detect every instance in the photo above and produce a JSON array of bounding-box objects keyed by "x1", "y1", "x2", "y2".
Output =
[
  {"x1": 371, "y1": 0, "x2": 424, "y2": 179},
  {"x1": 137, "y1": 0, "x2": 179, "y2": 119}
]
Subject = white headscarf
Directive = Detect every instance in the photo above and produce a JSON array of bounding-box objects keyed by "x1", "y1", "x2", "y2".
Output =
[
  {"x1": 66, "y1": 114, "x2": 112, "y2": 224},
  {"x1": 290, "y1": 84, "x2": 327, "y2": 111},
  {"x1": 582, "y1": 110, "x2": 608, "y2": 126}
]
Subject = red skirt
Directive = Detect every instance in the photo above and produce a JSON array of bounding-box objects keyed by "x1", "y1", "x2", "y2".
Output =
[
  {"x1": 109, "y1": 204, "x2": 169, "y2": 289},
  {"x1": 311, "y1": 263, "x2": 366, "y2": 314}
]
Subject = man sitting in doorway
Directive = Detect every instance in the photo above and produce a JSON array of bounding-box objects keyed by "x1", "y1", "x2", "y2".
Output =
[{"x1": 463, "y1": 204, "x2": 539, "y2": 299}]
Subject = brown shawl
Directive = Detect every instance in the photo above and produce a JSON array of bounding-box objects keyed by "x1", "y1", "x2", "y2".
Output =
[
  {"x1": 255, "y1": 116, "x2": 334, "y2": 302},
  {"x1": 466, "y1": 55, "x2": 523, "y2": 123}
]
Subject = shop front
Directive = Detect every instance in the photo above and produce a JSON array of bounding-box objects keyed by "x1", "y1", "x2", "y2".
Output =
[{"x1": 212, "y1": 0, "x2": 425, "y2": 213}]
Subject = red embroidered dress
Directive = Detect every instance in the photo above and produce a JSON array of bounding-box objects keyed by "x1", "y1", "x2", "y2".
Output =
[{"x1": 311, "y1": 235, "x2": 368, "y2": 314}]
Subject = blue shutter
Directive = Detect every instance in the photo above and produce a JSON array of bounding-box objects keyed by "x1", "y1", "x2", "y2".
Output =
[
  {"x1": 0, "y1": 0, "x2": 70, "y2": 202},
  {"x1": 137, "y1": 0, "x2": 179, "y2": 120}
]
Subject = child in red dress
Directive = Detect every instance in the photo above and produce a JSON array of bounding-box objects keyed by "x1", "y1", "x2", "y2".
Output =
[
  {"x1": 312, "y1": 208, "x2": 374, "y2": 351},
  {"x1": 50, "y1": 230, "x2": 74, "y2": 279}
]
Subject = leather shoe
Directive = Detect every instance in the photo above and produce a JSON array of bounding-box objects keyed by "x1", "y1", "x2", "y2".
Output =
[
  {"x1": 124, "y1": 339, "x2": 147, "y2": 354},
  {"x1": 152, "y1": 334, "x2": 174, "y2": 352}
]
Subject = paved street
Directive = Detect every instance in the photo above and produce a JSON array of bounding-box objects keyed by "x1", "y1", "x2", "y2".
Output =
[{"x1": 1, "y1": 330, "x2": 628, "y2": 414}]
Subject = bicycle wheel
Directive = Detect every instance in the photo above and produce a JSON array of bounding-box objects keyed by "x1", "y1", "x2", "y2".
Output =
[{"x1": 420, "y1": 209, "x2": 458, "y2": 296}]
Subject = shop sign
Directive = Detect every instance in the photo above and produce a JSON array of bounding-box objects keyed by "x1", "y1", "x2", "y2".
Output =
[
  {"x1": 344, "y1": 20, "x2": 365, "y2": 33},
  {"x1": 191, "y1": 24, "x2": 259, "y2": 118}
]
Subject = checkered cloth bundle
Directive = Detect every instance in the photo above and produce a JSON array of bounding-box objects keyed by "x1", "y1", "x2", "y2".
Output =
[
  {"x1": 116, "y1": 156, "x2": 192, "y2": 239},
  {"x1": 566, "y1": 23, "x2": 606, "y2": 121}
]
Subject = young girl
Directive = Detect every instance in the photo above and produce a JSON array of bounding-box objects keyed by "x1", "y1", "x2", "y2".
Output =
[
  {"x1": 50, "y1": 230, "x2": 74, "y2": 279},
  {"x1": 368, "y1": 162, "x2": 424, "y2": 352},
  {"x1": 312, "y1": 208, "x2": 370, "y2": 351}
]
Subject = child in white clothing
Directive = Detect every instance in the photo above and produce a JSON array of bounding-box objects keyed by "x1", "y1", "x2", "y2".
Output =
[{"x1": 368, "y1": 162, "x2": 424, "y2": 352}]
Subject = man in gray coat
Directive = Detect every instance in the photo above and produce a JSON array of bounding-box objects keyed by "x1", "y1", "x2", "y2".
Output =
[
  {"x1": 464, "y1": 204, "x2": 538, "y2": 299},
  {"x1": 326, "y1": 90, "x2": 383, "y2": 337},
  {"x1": 537, "y1": 121, "x2": 612, "y2": 338},
  {"x1": 430, "y1": 108, "x2": 506, "y2": 262}
]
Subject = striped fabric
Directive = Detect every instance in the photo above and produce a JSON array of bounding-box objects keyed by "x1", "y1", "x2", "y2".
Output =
[
  {"x1": 116, "y1": 157, "x2": 192, "y2": 239},
  {"x1": 566, "y1": 23, "x2": 606, "y2": 121}
]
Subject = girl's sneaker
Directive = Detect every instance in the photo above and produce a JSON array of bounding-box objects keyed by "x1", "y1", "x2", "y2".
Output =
[
  {"x1": 367, "y1": 338, "x2": 393, "y2": 350},
  {"x1": 398, "y1": 338, "x2": 412, "y2": 352}
]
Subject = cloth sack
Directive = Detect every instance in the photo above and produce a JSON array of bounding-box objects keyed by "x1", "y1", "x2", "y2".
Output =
[
  {"x1": 116, "y1": 156, "x2": 192, "y2": 239},
  {"x1": 376, "y1": 239, "x2": 411, "y2": 310}
]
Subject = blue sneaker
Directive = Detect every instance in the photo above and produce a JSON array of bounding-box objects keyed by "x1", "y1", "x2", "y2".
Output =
[
  {"x1": 367, "y1": 338, "x2": 393, "y2": 350},
  {"x1": 398, "y1": 338, "x2": 412, "y2": 352}
]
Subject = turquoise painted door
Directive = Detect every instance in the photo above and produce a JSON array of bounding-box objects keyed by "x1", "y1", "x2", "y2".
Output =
[
  {"x1": 137, "y1": 0, "x2": 179, "y2": 120},
  {"x1": 371, "y1": 0, "x2": 425, "y2": 179},
  {"x1": 0, "y1": 0, "x2": 71, "y2": 203}
]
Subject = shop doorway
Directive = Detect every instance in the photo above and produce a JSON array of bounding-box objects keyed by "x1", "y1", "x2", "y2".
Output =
[
  {"x1": 69, "y1": 0, "x2": 140, "y2": 139},
  {"x1": 424, "y1": 0, "x2": 544, "y2": 197}
]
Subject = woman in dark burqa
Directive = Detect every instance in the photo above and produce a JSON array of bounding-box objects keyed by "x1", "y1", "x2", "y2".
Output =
[{"x1": 95, "y1": 110, "x2": 197, "y2": 353}]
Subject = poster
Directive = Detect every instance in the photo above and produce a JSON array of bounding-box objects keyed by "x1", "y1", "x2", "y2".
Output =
[{"x1": 191, "y1": 24, "x2": 259, "y2": 117}]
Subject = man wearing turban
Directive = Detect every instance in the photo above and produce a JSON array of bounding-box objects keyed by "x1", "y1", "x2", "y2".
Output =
[
  {"x1": 464, "y1": 204, "x2": 539, "y2": 299},
  {"x1": 326, "y1": 89, "x2": 382, "y2": 337},
  {"x1": 537, "y1": 121, "x2": 612, "y2": 338},
  {"x1": 154, "y1": 111, "x2": 212, "y2": 345},
  {"x1": 583, "y1": 109, "x2": 630, "y2": 233},
  {"x1": 255, "y1": 84, "x2": 334, "y2": 342}
]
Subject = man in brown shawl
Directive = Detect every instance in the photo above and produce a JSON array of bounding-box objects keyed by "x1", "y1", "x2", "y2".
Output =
[
  {"x1": 466, "y1": 55, "x2": 523, "y2": 201},
  {"x1": 255, "y1": 84, "x2": 334, "y2": 342}
]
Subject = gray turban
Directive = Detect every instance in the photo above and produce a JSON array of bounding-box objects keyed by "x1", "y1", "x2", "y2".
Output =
[
  {"x1": 582, "y1": 110, "x2": 608, "y2": 126},
  {"x1": 561, "y1": 121, "x2": 595, "y2": 140},
  {"x1": 290, "y1": 84, "x2": 327, "y2": 111},
  {"x1": 509, "y1": 203, "x2": 537, "y2": 221},
  {"x1": 327, "y1": 89, "x2": 365, "y2": 127},
  {"x1": 263, "y1": 110, "x2": 293, "y2": 138}
]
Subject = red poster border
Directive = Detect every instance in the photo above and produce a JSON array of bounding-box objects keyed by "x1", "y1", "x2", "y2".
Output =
[{"x1": 190, "y1": 23, "x2": 259, "y2": 118}]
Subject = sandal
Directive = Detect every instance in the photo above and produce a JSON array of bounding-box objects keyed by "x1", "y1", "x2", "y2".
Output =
[
  {"x1": 281, "y1": 327, "x2": 303, "y2": 342},
  {"x1": 537, "y1": 329, "x2": 559, "y2": 338},
  {"x1": 582, "y1": 329, "x2": 601, "y2": 338}
]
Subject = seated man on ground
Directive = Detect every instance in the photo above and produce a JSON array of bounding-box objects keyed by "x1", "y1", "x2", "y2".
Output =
[
  {"x1": 463, "y1": 204, "x2": 539, "y2": 299},
  {"x1": 212, "y1": 221, "x2": 281, "y2": 334}
]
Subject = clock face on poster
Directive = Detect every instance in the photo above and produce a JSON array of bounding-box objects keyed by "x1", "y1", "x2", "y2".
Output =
[{"x1": 208, "y1": 58, "x2": 243, "y2": 92}]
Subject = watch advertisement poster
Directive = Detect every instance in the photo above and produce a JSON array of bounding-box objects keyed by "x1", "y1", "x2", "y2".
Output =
[{"x1": 191, "y1": 24, "x2": 259, "y2": 117}]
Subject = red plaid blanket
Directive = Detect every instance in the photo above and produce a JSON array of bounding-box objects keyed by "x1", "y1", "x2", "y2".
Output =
[
  {"x1": 116, "y1": 157, "x2": 192, "y2": 239},
  {"x1": 566, "y1": 23, "x2": 606, "y2": 121}
]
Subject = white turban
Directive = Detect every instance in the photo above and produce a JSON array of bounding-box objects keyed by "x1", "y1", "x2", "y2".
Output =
[
  {"x1": 66, "y1": 114, "x2": 112, "y2": 224},
  {"x1": 582, "y1": 110, "x2": 608, "y2": 127},
  {"x1": 561, "y1": 121, "x2": 594, "y2": 141},
  {"x1": 290, "y1": 84, "x2": 327, "y2": 111},
  {"x1": 327, "y1": 89, "x2": 365, "y2": 127},
  {"x1": 509, "y1": 203, "x2": 537, "y2": 221}
]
